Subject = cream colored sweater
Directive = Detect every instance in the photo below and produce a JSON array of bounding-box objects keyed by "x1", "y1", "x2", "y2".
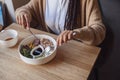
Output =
[{"x1": 15, "y1": 0, "x2": 106, "y2": 46}]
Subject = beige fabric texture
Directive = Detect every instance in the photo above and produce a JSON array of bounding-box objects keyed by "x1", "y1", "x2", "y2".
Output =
[{"x1": 15, "y1": 0, "x2": 106, "y2": 46}]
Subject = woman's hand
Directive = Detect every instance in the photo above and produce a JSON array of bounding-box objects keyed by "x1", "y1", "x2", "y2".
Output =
[
  {"x1": 16, "y1": 12, "x2": 31, "y2": 29},
  {"x1": 57, "y1": 30, "x2": 75, "y2": 46}
]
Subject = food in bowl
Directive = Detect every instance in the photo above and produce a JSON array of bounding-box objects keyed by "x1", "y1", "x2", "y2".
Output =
[
  {"x1": 18, "y1": 34, "x2": 57, "y2": 65},
  {"x1": 0, "y1": 29, "x2": 18, "y2": 47},
  {"x1": 5, "y1": 37, "x2": 13, "y2": 41},
  {"x1": 20, "y1": 38, "x2": 55, "y2": 58}
]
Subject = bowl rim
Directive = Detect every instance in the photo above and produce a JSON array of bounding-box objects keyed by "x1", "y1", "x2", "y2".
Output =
[
  {"x1": 18, "y1": 34, "x2": 57, "y2": 60},
  {"x1": 0, "y1": 29, "x2": 18, "y2": 42}
]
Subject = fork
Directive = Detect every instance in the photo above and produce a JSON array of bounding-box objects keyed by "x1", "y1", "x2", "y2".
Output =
[{"x1": 28, "y1": 28, "x2": 39, "y2": 40}]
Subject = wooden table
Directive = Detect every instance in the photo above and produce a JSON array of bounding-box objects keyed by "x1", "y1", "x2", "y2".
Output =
[{"x1": 0, "y1": 23, "x2": 101, "y2": 80}]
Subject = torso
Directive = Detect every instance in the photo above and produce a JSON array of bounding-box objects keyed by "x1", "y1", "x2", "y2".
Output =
[{"x1": 45, "y1": 0, "x2": 69, "y2": 34}]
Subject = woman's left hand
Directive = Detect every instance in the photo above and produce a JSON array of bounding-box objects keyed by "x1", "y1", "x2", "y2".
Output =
[{"x1": 57, "y1": 30, "x2": 74, "y2": 46}]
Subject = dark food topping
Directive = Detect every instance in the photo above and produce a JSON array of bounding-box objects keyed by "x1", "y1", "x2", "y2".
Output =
[
  {"x1": 33, "y1": 39, "x2": 40, "y2": 46},
  {"x1": 33, "y1": 48, "x2": 43, "y2": 56}
]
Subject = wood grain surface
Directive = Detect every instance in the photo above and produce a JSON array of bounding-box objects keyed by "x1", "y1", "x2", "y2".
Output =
[{"x1": 0, "y1": 23, "x2": 101, "y2": 80}]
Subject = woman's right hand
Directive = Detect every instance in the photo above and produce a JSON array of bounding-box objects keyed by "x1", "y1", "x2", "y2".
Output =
[{"x1": 16, "y1": 12, "x2": 31, "y2": 29}]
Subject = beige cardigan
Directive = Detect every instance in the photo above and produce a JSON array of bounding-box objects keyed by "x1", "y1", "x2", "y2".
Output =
[{"x1": 15, "y1": 0, "x2": 106, "y2": 46}]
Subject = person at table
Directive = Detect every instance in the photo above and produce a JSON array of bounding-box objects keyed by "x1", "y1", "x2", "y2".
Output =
[{"x1": 15, "y1": 0, "x2": 106, "y2": 46}]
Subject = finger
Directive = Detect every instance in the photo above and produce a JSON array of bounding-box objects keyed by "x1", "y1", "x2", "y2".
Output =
[
  {"x1": 23, "y1": 15, "x2": 28, "y2": 28},
  {"x1": 57, "y1": 31, "x2": 65, "y2": 46},
  {"x1": 21, "y1": 15, "x2": 25, "y2": 27},
  {"x1": 58, "y1": 35, "x2": 63, "y2": 46},
  {"x1": 26, "y1": 22, "x2": 30, "y2": 30},
  {"x1": 68, "y1": 31, "x2": 73, "y2": 40},
  {"x1": 16, "y1": 15, "x2": 19, "y2": 24},
  {"x1": 56, "y1": 37, "x2": 59, "y2": 46},
  {"x1": 24, "y1": 14, "x2": 30, "y2": 29},
  {"x1": 57, "y1": 35, "x2": 61, "y2": 46},
  {"x1": 58, "y1": 31, "x2": 68, "y2": 46},
  {"x1": 63, "y1": 31, "x2": 70, "y2": 43},
  {"x1": 19, "y1": 15, "x2": 23, "y2": 25},
  {"x1": 17, "y1": 15, "x2": 20, "y2": 24}
]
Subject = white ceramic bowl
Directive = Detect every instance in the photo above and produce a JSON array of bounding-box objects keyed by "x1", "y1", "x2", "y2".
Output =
[
  {"x1": 18, "y1": 34, "x2": 57, "y2": 65},
  {"x1": 0, "y1": 29, "x2": 18, "y2": 48}
]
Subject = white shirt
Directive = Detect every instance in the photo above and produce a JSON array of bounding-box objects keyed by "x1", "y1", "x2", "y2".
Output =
[{"x1": 45, "y1": 0, "x2": 69, "y2": 34}]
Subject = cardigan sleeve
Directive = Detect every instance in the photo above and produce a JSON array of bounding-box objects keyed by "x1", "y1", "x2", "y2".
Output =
[
  {"x1": 74, "y1": 0, "x2": 106, "y2": 46},
  {"x1": 15, "y1": 0, "x2": 38, "y2": 23}
]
